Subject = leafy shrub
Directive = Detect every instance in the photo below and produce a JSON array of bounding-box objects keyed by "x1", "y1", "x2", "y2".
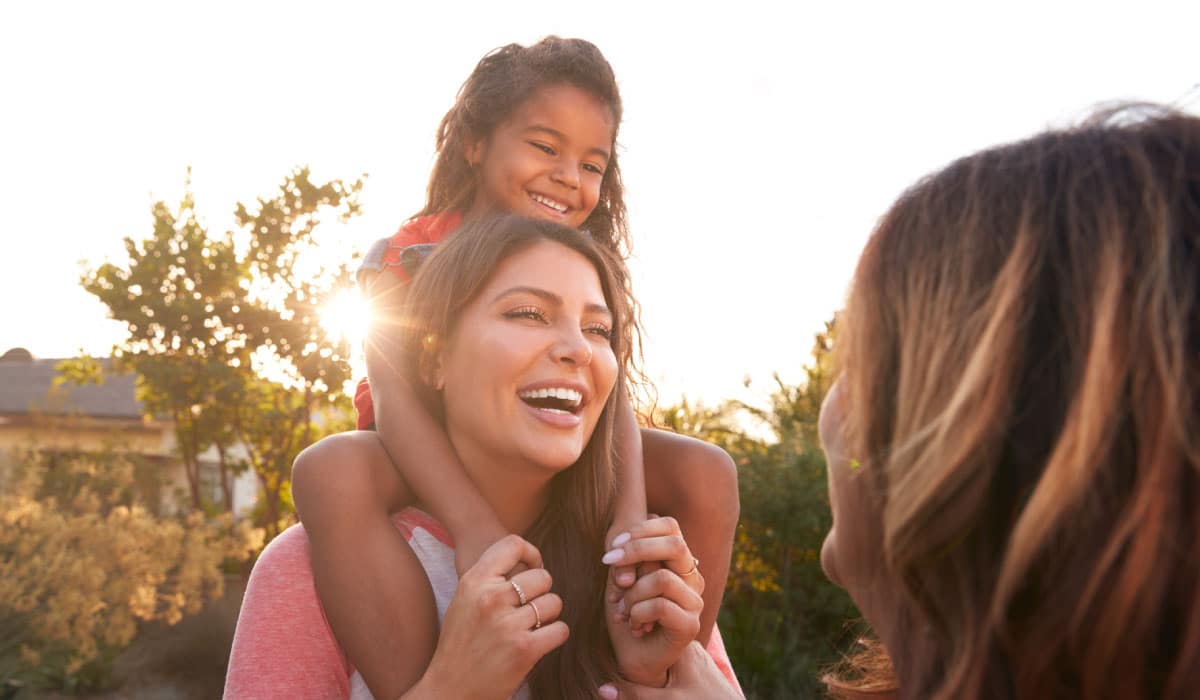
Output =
[{"x1": 0, "y1": 449, "x2": 261, "y2": 693}]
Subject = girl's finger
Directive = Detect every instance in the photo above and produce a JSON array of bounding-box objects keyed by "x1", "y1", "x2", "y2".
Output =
[
  {"x1": 622, "y1": 569, "x2": 704, "y2": 616},
  {"x1": 627, "y1": 596, "x2": 700, "y2": 641}
]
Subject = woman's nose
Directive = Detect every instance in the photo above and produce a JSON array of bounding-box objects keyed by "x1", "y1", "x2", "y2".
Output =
[{"x1": 553, "y1": 325, "x2": 592, "y2": 366}]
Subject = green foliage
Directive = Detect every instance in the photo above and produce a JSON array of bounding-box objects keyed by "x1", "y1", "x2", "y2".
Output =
[
  {"x1": 0, "y1": 448, "x2": 261, "y2": 694},
  {"x1": 658, "y1": 317, "x2": 860, "y2": 699},
  {"x1": 81, "y1": 167, "x2": 362, "y2": 535}
]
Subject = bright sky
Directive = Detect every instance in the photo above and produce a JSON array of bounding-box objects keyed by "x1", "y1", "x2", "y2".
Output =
[{"x1": 1, "y1": 1, "x2": 1196, "y2": 407}]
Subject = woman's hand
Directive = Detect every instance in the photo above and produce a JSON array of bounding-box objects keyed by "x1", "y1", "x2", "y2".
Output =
[
  {"x1": 415, "y1": 535, "x2": 568, "y2": 699},
  {"x1": 598, "y1": 642, "x2": 744, "y2": 699},
  {"x1": 603, "y1": 516, "x2": 705, "y2": 687}
]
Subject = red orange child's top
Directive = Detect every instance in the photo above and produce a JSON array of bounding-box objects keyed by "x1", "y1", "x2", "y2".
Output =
[{"x1": 353, "y1": 212, "x2": 463, "y2": 429}]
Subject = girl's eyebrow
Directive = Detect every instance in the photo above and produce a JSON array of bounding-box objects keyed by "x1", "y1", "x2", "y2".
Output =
[
  {"x1": 494, "y1": 286, "x2": 612, "y2": 318},
  {"x1": 522, "y1": 125, "x2": 611, "y2": 162}
]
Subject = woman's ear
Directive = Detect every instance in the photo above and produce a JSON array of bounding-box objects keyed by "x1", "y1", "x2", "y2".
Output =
[{"x1": 419, "y1": 333, "x2": 446, "y2": 390}]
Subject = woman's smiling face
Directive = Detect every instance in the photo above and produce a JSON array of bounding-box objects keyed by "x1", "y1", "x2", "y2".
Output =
[{"x1": 434, "y1": 239, "x2": 619, "y2": 476}]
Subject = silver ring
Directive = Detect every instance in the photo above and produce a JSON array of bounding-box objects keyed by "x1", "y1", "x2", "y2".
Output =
[
  {"x1": 509, "y1": 579, "x2": 527, "y2": 607},
  {"x1": 529, "y1": 599, "x2": 542, "y2": 629}
]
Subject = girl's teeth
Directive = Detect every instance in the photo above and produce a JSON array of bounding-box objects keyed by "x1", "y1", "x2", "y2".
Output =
[{"x1": 531, "y1": 193, "x2": 567, "y2": 212}]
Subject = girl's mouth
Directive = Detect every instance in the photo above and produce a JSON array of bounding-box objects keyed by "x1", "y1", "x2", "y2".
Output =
[{"x1": 529, "y1": 192, "x2": 569, "y2": 216}]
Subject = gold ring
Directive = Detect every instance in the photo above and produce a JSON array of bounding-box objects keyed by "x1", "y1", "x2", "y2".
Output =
[
  {"x1": 509, "y1": 580, "x2": 527, "y2": 607},
  {"x1": 529, "y1": 599, "x2": 542, "y2": 629},
  {"x1": 681, "y1": 557, "x2": 700, "y2": 577}
]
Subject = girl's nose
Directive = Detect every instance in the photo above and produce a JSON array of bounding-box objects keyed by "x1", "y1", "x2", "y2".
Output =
[{"x1": 551, "y1": 162, "x2": 581, "y2": 190}]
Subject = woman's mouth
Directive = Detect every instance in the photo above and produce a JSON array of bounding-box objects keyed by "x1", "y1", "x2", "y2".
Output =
[{"x1": 517, "y1": 386, "x2": 583, "y2": 415}]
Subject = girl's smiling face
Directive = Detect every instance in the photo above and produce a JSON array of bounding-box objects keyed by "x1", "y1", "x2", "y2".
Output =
[
  {"x1": 465, "y1": 83, "x2": 614, "y2": 230},
  {"x1": 433, "y1": 239, "x2": 619, "y2": 478}
]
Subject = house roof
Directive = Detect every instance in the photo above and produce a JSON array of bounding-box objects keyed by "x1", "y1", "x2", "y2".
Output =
[{"x1": 0, "y1": 349, "x2": 143, "y2": 419}]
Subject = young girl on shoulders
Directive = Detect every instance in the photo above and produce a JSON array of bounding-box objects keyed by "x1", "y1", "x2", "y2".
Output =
[{"x1": 290, "y1": 36, "x2": 740, "y2": 700}]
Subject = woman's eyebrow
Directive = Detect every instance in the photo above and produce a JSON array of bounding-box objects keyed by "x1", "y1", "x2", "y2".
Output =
[
  {"x1": 494, "y1": 286, "x2": 611, "y2": 318},
  {"x1": 522, "y1": 125, "x2": 611, "y2": 162}
]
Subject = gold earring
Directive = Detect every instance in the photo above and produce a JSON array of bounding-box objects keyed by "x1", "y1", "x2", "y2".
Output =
[{"x1": 422, "y1": 333, "x2": 438, "y2": 353}]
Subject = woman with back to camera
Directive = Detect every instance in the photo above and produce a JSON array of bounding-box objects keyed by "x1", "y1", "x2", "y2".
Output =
[{"x1": 611, "y1": 106, "x2": 1200, "y2": 699}]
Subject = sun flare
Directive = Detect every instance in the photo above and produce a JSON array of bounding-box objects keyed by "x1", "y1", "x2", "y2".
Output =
[{"x1": 320, "y1": 289, "x2": 371, "y2": 359}]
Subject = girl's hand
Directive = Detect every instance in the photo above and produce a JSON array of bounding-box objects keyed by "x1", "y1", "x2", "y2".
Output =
[
  {"x1": 603, "y1": 516, "x2": 705, "y2": 687},
  {"x1": 418, "y1": 535, "x2": 568, "y2": 699},
  {"x1": 597, "y1": 641, "x2": 744, "y2": 700}
]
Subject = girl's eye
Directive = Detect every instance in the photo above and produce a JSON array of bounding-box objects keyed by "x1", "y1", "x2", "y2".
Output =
[
  {"x1": 582, "y1": 162, "x2": 605, "y2": 175},
  {"x1": 504, "y1": 306, "x2": 547, "y2": 323},
  {"x1": 585, "y1": 323, "x2": 612, "y2": 340},
  {"x1": 530, "y1": 142, "x2": 555, "y2": 156}
]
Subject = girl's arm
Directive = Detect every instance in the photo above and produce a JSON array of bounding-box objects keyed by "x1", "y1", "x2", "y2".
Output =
[
  {"x1": 608, "y1": 386, "x2": 649, "y2": 586},
  {"x1": 641, "y1": 430, "x2": 739, "y2": 645},
  {"x1": 224, "y1": 520, "x2": 438, "y2": 700},
  {"x1": 364, "y1": 269, "x2": 509, "y2": 571},
  {"x1": 291, "y1": 432, "x2": 438, "y2": 700}
]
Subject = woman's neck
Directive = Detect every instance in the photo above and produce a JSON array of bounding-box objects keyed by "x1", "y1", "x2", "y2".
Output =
[{"x1": 448, "y1": 435, "x2": 554, "y2": 535}]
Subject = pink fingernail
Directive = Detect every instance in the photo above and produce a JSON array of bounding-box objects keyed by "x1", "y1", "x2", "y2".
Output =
[
  {"x1": 599, "y1": 684, "x2": 618, "y2": 700},
  {"x1": 610, "y1": 532, "x2": 631, "y2": 547},
  {"x1": 617, "y1": 572, "x2": 635, "y2": 587},
  {"x1": 602, "y1": 548, "x2": 624, "y2": 565}
]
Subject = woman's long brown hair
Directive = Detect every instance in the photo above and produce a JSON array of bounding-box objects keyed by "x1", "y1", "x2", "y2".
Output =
[
  {"x1": 830, "y1": 106, "x2": 1200, "y2": 699},
  {"x1": 401, "y1": 215, "x2": 633, "y2": 698}
]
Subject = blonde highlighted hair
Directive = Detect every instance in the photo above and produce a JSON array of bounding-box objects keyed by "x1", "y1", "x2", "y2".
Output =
[{"x1": 831, "y1": 106, "x2": 1200, "y2": 699}]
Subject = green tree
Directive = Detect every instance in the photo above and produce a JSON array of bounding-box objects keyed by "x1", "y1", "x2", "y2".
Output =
[
  {"x1": 660, "y1": 317, "x2": 859, "y2": 699},
  {"x1": 82, "y1": 175, "x2": 246, "y2": 511},
  {"x1": 82, "y1": 167, "x2": 362, "y2": 533}
]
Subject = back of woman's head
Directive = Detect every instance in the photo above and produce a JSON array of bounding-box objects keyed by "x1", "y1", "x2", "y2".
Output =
[
  {"x1": 837, "y1": 106, "x2": 1200, "y2": 699},
  {"x1": 420, "y1": 36, "x2": 629, "y2": 258},
  {"x1": 403, "y1": 215, "x2": 630, "y2": 698}
]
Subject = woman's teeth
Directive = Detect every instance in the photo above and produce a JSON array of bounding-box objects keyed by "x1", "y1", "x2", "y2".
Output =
[
  {"x1": 529, "y1": 193, "x2": 568, "y2": 213},
  {"x1": 519, "y1": 386, "x2": 583, "y2": 412}
]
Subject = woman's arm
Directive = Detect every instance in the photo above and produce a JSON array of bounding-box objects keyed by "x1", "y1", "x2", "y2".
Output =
[
  {"x1": 641, "y1": 430, "x2": 739, "y2": 644},
  {"x1": 364, "y1": 268, "x2": 509, "y2": 570}
]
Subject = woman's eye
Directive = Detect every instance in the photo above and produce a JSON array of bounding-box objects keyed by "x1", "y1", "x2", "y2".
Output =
[
  {"x1": 530, "y1": 142, "x2": 555, "y2": 155},
  {"x1": 585, "y1": 323, "x2": 612, "y2": 340},
  {"x1": 504, "y1": 306, "x2": 546, "y2": 323}
]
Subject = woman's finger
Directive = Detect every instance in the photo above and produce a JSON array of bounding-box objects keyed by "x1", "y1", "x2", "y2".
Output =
[
  {"x1": 519, "y1": 592, "x2": 563, "y2": 631},
  {"x1": 606, "y1": 533, "x2": 694, "y2": 577},
  {"x1": 506, "y1": 568, "x2": 554, "y2": 606},
  {"x1": 468, "y1": 534, "x2": 543, "y2": 582},
  {"x1": 525, "y1": 619, "x2": 571, "y2": 659}
]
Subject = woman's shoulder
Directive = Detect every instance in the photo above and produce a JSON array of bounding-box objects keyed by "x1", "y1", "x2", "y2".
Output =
[{"x1": 225, "y1": 523, "x2": 353, "y2": 697}]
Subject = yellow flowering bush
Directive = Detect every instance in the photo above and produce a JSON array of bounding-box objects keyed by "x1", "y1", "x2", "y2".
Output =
[{"x1": 0, "y1": 450, "x2": 262, "y2": 692}]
